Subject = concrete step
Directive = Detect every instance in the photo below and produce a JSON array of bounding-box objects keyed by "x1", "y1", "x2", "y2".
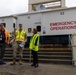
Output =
[
  {"x1": 6, "y1": 47, "x2": 71, "y2": 51},
  {"x1": 4, "y1": 52, "x2": 71, "y2": 55},
  {"x1": 1, "y1": 45, "x2": 72, "y2": 65},
  {"x1": 3, "y1": 57, "x2": 72, "y2": 65},
  {"x1": 5, "y1": 50, "x2": 72, "y2": 54},
  {"x1": 5, "y1": 48, "x2": 71, "y2": 52},
  {"x1": 38, "y1": 59, "x2": 72, "y2": 65},
  {"x1": 40, "y1": 44, "x2": 69, "y2": 48},
  {"x1": 4, "y1": 54, "x2": 72, "y2": 60}
]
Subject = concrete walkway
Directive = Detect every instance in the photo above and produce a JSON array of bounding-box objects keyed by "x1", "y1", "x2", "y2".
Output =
[{"x1": 0, "y1": 62, "x2": 76, "y2": 75}]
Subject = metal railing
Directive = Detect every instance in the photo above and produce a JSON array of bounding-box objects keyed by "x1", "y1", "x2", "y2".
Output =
[{"x1": 69, "y1": 34, "x2": 74, "y2": 65}]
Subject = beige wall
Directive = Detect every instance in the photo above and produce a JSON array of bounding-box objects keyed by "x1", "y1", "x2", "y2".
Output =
[
  {"x1": 28, "y1": 0, "x2": 66, "y2": 12},
  {"x1": 29, "y1": 0, "x2": 60, "y2": 4},
  {"x1": 61, "y1": 0, "x2": 66, "y2": 7}
]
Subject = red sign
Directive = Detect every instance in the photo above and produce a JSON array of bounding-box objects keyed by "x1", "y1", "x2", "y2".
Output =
[{"x1": 50, "y1": 21, "x2": 76, "y2": 31}]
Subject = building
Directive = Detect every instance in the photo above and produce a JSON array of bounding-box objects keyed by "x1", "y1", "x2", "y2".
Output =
[{"x1": 0, "y1": 15, "x2": 17, "y2": 33}]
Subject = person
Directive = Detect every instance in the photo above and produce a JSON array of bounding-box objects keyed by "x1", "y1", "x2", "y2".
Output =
[
  {"x1": 0, "y1": 23, "x2": 10, "y2": 65},
  {"x1": 10, "y1": 28, "x2": 17, "y2": 43},
  {"x1": 29, "y1": 28, "x2": 40, "y2": 67},
  {"x1": 10, "y1": 24, "x2": 27, "y2": 65}
]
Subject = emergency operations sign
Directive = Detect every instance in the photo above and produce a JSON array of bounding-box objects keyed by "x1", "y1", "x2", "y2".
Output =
[{"x1": 41, "y1": 8, "x2": 76, "y2": 35}]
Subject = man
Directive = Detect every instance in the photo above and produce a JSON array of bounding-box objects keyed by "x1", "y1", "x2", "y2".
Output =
[
  {"x1": 10, "y1": 24, "x2": 27, "y2": 65},
  {"x1": 29, "y1": 28, "x2": 40, "y2": 67},
  {"x1": 0, "y1": 23, "x2": 10, "y2": 65},
  {"x1": 9, "y1": 28, "x2": 17, "y2": 47}
]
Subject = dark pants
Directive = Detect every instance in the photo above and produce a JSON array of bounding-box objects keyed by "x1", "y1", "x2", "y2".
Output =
[
  {"x1": 32, "y1": 50, "x2": 38, "y2": 65},
  {"x1": 0, "y1": 44, "x2": 6, "y2": 63}
]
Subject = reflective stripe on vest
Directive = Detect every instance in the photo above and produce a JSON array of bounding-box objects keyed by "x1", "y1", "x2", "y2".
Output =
[
  {"x1": 29, "y1": 33, "x2": 40, "y2": 51},
  {"x1": 15, "y1": 29, "x2": 26, "y2": 42}
]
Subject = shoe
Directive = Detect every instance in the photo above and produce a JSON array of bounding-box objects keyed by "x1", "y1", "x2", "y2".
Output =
[
  {"x1": 31, "y1": 64, "x2": 35, "y2": 66},
  {"x1": 0, "y1": 62, "x2": 3, "y2": 65},
  {"x1": 34, "y1": 64, "x2": 38, "y2": 68},
  {"x1": 10, "y1": 62, "x2": 15, "y2": 65},
  {"x1": 0, "y1": 62, "x2": 6, "y2": 65},
  {"x1": 10, "y1": 58, "x2": 16, "y2": 65},
  {"x1": 19, "y1": 57, "x2": 23, "y2": 65},
  {"x1": 2, "y1": 62, "x2": 6, "y2": 64},
  {"x1": 19, "y1": 61, "x2": 23, "y2": 65}
]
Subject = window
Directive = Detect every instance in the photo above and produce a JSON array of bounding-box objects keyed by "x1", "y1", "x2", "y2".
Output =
[
  {"x1": 13, "y1": 23, "x2": 15, "y2": 28},
  {"x1": 36, "y1": 26, "x2": 41, "y2": 32},
  {"x1": 28, "y1": 28, "x2": 32, "y2": 33}
]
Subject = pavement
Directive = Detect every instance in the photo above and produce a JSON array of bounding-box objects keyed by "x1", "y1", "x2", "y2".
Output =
[{"x1": 0, "y1": 62, "x2": 76, "y2": 75}]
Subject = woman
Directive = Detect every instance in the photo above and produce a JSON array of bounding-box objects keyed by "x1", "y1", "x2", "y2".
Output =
[{"x1": 29, "y1": 28, "x2": 40, "y2": 67}]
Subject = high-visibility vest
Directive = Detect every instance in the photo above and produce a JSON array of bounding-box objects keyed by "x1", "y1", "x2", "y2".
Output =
[
  {"x1": 29, "y1": 33, "x2": 40, "y2": 51},
  {"x1": 15, "y1": 29, "x2": 26, "y2": 42},
  {"x1": 4, "y1": 29, "x2": 10, "y2": 43}
]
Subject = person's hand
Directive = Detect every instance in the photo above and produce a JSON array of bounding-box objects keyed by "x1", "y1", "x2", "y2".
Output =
[
  {"x1": 25, "y1": 39, "x2": 27, "y2": 42},
  {"x1": 10, "y1": 40, "x2": 13, "y2": 44},
  {"x1": 6, "y1": 41, "x2": 10, "y2": 44},
  {"x1": 22, "y1": 41, "x2": 26, "y2": 44},
  {"x1": 10, "y1": 39, "x2": 14, "y2": 44}
]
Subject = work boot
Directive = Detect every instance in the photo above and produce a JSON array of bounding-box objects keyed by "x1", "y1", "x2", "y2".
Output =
[
  {"x1": 34, "y1": 64, "x2": 39, "y2": 68},
  {"x1": 19, "y1": 57, "x2": 23, "y2": 65},
  {"x1": 10, "y1": 58, "x2": 16, "y2": 65}
]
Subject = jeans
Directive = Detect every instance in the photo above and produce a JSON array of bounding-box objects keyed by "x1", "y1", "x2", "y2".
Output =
[
  {"x1": 0, "y1": 44, "x2": 6, "y2": 63},
  {"x1": 32, "y1": 50, "x2": 38, "y2": 65}
]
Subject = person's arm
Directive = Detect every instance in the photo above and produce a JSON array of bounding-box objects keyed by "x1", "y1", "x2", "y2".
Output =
[
  {"x1": 23, "y1": 30, "x2": 27, "y2": 43},
  {"x1": 35, "y1": 37, "x2": 38, "y2": 46},
  {"x1": 7, "y1": 31, "x2": 10, "y2": 43}
]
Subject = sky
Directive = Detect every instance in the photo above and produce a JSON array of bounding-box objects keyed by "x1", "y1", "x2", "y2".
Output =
[{"x1": 0, "y1": 0, "x2": 76, "y2": 16}]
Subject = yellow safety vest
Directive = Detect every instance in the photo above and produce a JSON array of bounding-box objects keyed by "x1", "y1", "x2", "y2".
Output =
[
  {"x1": 15, "y1": 29, "x2": 26, "y2": 42},
  {"x1": 29, "y1": 33, "x2": 40, "y2": 51}
]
